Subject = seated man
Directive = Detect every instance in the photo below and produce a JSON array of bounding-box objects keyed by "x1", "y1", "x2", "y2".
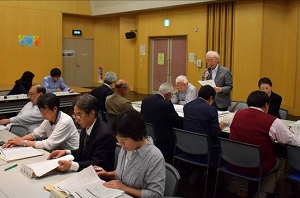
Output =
[
  {"x1": 3, "y1": 93, "x2": 79, "y2": 150},
  {"x1": 228, "y1": 90, "x2": 300, "y2": 197},
  {"x1": 42, "y1": 68, "x2": 74, "y2": 93},
  {"x1": 48, "y1": 94, "x2": 116, "y2": 172},
  {"x1": 183, "y1": 85, "x2": 227, "y2": 167},
  {"x1": 105, "y1": 79, "x2": 134, "y2": 115},
  {"x1": 171, "y1": 75, "x2": 197, "y2": 105},
  {"x1": 141, "y1": 82, "x2": 183, "y2": 163},
  {"x1": 0, "y1": 85, "x2": 46, "y2": 132},
  {"x1": 91, "y1": 71, "x2": 117, "y2": 120}
]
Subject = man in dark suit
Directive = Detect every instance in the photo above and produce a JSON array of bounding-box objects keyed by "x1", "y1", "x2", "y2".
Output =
[
  {"x1": 48, "y1": 94, "x2": 116, "y2": 172},
  {"x1": 202, "y1": 51, "x2": 233, "y2": 111},
  {"x1": 141, "y1": 82, "x2": 183, "y2": 163},
  {"x1": 91, "y1": 71, "x2": 117, "y2": 121},
  {"x1": 183, "y1": 85, "x2": 227, "y2": 167}
]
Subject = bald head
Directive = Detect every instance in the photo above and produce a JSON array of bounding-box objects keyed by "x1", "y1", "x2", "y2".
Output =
[
  {"x1": 115, "y1": 79, "x2": 130, "y2": 97},
  {"x1": 29, "y1": 84, "x2": 46, "y2": 105}
]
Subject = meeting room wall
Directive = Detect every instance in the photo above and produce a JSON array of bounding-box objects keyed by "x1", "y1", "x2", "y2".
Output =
[{"x1": 0, "y1": 0, "x2": 91, "y2": 87}]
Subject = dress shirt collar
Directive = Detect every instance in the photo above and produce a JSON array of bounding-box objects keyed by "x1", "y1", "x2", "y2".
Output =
[
  {"x1": 86, "y1": 119, "x2": 96, "y2": 136},
  {"x1": 104, "y1": 83, "x2": 110, "y2": 88},
  {"x1": 49, "y1": 111, "x2": 61, "y2": 125},
  {"x1": 157, "y1": 93, "x2": 165, "y2": 100},
  {"x1": 249, "y1": 106, "x2": 264, "y2": 112}
]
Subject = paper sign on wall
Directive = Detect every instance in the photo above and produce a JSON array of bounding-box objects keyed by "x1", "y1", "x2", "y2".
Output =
[
  {"x1": 158, "y1": 53, "x2": 164, "y2": 65},
  {"x1": 19, "y1": 35, "x2": 40, "y2": 46}
]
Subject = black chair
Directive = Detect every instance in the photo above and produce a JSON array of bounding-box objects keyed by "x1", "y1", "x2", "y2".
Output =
[
  {"x1": 103, "y1": 112, "x2": 117, "y2": 126},
  {"x1": 173, "y1": 128, "x2": 210, "y2": 198},
  {"x1": 145, "y1": 123, "x2": 156, "y2": 144},
  {"x1": 281, "y1": 144, "x2": 300, "y2": 198},
  {"x1": 213, "y1": 137, "x2": 263, "y2": 198},
  {"x1": 165, "y1": 163, "x2": 181, "y2": 196},
  {"x1": 9, "y1": 124, "x2": 30, "y2": 137}
]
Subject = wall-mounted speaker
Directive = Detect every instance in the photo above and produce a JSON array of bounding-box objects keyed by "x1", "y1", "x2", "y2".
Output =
[{"x1": 125, "y1": 31, "x2": 136, "y2": 39}]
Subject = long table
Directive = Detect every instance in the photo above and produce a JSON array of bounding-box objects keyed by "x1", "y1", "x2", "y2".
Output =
[
  {"x1": 0, "y1": 130, "x2": 132, "y2": 198},
  {"x1": 0, "y1": 130, "x2": 74, "y2": 197}
]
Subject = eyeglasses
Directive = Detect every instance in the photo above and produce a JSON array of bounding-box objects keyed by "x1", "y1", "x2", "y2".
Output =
[
  {"x1": 206, "y1": 58, "x2": 217, "y2": 62},
  {"x1": 72, "y1": 114, "x2": 84, "y2": 119},
  {"x1": 28, "y1": 92, "x2": 37, "y2": 96}
]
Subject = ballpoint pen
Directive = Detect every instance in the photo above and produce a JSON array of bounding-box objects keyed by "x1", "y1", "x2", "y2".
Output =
[{"x1": 4, "y1": 164, "x2": 18, "y2": 171}]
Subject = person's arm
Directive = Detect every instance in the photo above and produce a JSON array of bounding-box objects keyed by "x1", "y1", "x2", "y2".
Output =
[
  {"x1": 2, "y1": 133, "x2": 35, "y2": 148},
  {"x1": 219, "y1": 70, "x2": 233, "y2": 94},
  {"x1": 10, "y1": 104, "x2": 43, "y2": 124},
  {"x1": 179, "y1": 85, "x2": 197, "y2": 105},
  {"x1": 58, "y1": 78, "x2": 70, "y2": 92},
  {"x1": 171, "y1": 93, "x2": 179, "y2": 104},
  {"x1": 42, "y1": 77, "x2": 56, "y2": 93},
  {"x1": 269, "y1": 118, "x2": 300, "y2": 146}
]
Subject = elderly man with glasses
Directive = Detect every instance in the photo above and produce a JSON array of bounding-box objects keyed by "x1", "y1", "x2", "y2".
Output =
[
  {"x1": 0, "y1": 84, "x2": 46, "y2": 132},
  {"x1": 47, "y1": 94, "x2": 116, "y2": 172}
]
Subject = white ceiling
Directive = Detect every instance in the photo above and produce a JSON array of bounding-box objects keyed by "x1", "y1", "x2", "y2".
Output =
[{"x1": 90, "y1": 0, "x2": 218, "y2": 16}]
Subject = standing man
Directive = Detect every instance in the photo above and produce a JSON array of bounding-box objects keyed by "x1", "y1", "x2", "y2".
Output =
[
  {"x1": 229, "y1": 91, "x2": 300, "y2": 197},
  {"x1": 0, "y1": 85, "x2": 46, "y2": 132},
  {"x1": 48, "y1": 94, "x2": 116, "y2": 172},
  {"x1": 202, "y1": 51, "x2": 233, "y2": 111},
  {"x1": 105, "y1": 79, "x2": 134, "y2": 115},
  {"x1": 141, "y1": 82, "x2": 183, "y2": 163},
  {"x1": 42, "y1": 68, "x2": 74, "y2": 93},
  {"x1": 171, "y1": 75, "x2": 198, "y2": 105},
  {"x1": 3, "y1": 93, "x2": 79, "y2": 150},
  {"x1": 91, "y1": 71, "x2": 117, "y2": 120},
  {"x1": 183, "y1": 85, "x2": 227, "y2": 167}
]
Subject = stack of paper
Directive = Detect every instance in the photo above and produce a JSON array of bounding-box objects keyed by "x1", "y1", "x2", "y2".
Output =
[
  {"x1": 53, "y1": 165, "x2": 124, "y2": 198},
  {"x1": 0, "y1": 147, "x2": 43, "y2": 162},
  {"x1": 21, "y1": 155, "x2": 74, "y2": 178}
]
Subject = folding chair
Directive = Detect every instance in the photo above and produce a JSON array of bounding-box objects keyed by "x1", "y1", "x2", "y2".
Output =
[
  {"x1": 165, "y1": 163, "x2": 181, "y2": 196},
  {"x1": 213, "y1": 137, "x2": 263, "y2": 198},
  {"x1": 173, "y1": 128, "x2": 210, "y2": 198},
  {"x1": 114, "y1": 143, "x2": 121, "y2": 169},
  {"x1": 9, "y1": 124, "x2": 30, "y2": 137},
  {"x1": 279, "y1": 108, "x2": 288, "y2": 120},
  {"x1": 146, "y1": 123, "x2": 156, "y2": 144},
  {"x1": 281, "y1": 144, "x2": 300, "y2": 198}
]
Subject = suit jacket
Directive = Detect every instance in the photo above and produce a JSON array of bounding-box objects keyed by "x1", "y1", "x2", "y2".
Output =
[
  {"x1": 269, "y1": 91, "x2": 282, "y2": 118},
  {"x1": 105, "y1": 93, "x2": 134, "y2": 115},
  {"x1": 202, "y1": 65, "x2": 233, "y2": 108},
  {"x1": 141, "y1": 94, "x2": 183, "y2": 162},
  {"x1": 91, "y1": 84, "x2": 114, "y2": 112},
  {"x1": 183, "y1": 98, "x2": 222, "y2": 167},
  {"x1": 71, "y1": 118, "x2": 116, "y2": 171}
]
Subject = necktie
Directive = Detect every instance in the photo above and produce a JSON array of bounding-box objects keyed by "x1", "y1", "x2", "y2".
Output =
[{"x1": 83, "y1": 133, "x2": 89, "y2": 151}]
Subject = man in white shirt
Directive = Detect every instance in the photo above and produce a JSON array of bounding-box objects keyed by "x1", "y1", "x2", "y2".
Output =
[
  {"x1": 0, "y1": 84, "x2": 46, "y2": 132},
  {"x1": 171, "y1": 75, "x2": 198, "y2": 105}
]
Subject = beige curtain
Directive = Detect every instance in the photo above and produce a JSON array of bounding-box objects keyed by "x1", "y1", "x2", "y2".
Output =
[{"x1": 207, "y1": 2, "x2": 234, "y2": 70}]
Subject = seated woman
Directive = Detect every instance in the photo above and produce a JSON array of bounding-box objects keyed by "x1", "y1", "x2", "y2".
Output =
[
  {"x1": 258, "y1": 77, "x2": 282, "y2": 118},
  {"x1": 94, "y1": 109, "x2": 165, "y2": 198},
  {"x1": 8, "y1": 71, "x2": 35, "y2": 95}
]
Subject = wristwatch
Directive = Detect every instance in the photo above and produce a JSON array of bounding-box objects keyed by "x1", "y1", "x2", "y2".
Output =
[{"x1": 23, "y1": 140, "x2": 28, "y2": 147}]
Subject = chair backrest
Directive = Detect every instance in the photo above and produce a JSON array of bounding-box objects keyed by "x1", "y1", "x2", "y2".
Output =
[
  {"x1": 165, "y1": 163, "x2": 181, "y2": 196},
  {"x1": 145, "y1": 123, "x2": 156, "y2": 144},
  {"x1": 234, "y1": 101, "x2": 248, "y2": 111},
  {"x1": 174, "y1": 128, "x2": 209, "y2": 155},
  {"x1": 286, "y1": 144, "x2": 300, "y2": 172},
  {"x1": 228, "y1": 100, "x2": 238, "y2": 112},
  {"x1": 114, "y1": 143, "x2": 121, "y2": 169},
  {"x1": 219, "y1": 137, "x2": 262, "y2": 169},
  {"x1": 279, "y1": 108, "x2": 288, "y2": 120},
  {"x1": 9, "y1": 124, "x2": 29, "y2": 137},
  {"x1": 103, "y1": 112, "x2": 117, "y2": 126}
]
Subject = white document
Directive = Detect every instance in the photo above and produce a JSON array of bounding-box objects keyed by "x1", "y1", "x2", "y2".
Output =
[
  {"x1": 54, "y1": 165, "x2": 124, "y2": 198},
  {"x1": 198, "y1": 79, "x2": 216, "y2": 87},
  {"x1": 0, "y1": 147, "x2": 44, "y2": 162},
  {"x1": 25, "y1": 155, "x2": 74, "y2": 177}
]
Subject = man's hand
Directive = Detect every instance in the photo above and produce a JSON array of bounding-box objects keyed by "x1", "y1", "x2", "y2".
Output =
[
  {"x1": 56, "y1": 160, "x2": 72, "y2": 172},
  {"x1": 47, "y1": 150, "x2": 66, "y2": 160}
]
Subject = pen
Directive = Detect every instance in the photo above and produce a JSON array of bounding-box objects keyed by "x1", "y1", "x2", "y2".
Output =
[{"x1": 4, "y1": 164, "x2": 18, "y2": 171}]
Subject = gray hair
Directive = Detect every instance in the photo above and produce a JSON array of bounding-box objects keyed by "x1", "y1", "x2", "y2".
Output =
[
  {"x1": 158, "y1": 82, "x2": 174, "y2": 94},
  {"x1": 206, "y1": 51, "x2": 220, "y2": 60},
  {"x1": 175, "y1": 75, "x2": 188, "y2": 84},
  {"x1": 74, "y1": 94, "x2": 98, "y2": 117},
  {"x1": 104, "y1": 72, "x2": 117, "y2": 84}
]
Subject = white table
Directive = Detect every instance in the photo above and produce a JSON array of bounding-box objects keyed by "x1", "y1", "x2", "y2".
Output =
[{"x1": 0, "y1": 130, "x2": 74, "y2": 197}]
